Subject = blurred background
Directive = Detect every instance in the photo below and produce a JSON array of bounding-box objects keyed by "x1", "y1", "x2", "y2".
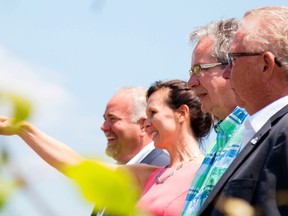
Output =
[{"x1": 0, "y1": 0, "x2": 287, "y2": 215}]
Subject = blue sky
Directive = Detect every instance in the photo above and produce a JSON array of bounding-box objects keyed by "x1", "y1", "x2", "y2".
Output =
[{"x1": 0, "y1": 1, "x2": 287, "y2": 215}]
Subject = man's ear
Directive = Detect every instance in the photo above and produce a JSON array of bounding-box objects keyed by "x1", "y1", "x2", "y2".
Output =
[
  {"x1": 262, "y1": 51, "x2": 276, "y2": 82},
  {"x1": 138, "y1": 117, "x2": 148, "y2": 135}
]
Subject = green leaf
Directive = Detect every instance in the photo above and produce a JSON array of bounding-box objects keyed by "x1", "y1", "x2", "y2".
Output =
[
  {"x1": 0, "y1": 92, "x2": 32, "y2": 133},
  {"x1": 6, "y1": 94, "x2": 32, "y2": 124},
  {"x1": 0, "y1": 179, "x2": 19, "y2": 209},
  {"x1": 65, "y1": 160, "x2": 142, "y2": 215}
]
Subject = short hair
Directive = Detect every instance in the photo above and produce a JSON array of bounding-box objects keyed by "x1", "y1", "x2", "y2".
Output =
[
  {"x1": 239, "y1": 6, "x2": 288, "y2": 71},
  {"x1": 146, "y1": 79, "x2": 212, "y2": 143},
  {"x1": 189, "y1": 18, "x2": 239, "y2": 64},
  {"x1": 115, "y1": 86, "x2": 147, "y2": 123}
]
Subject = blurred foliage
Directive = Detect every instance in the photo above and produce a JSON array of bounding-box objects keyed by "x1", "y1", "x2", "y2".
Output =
[
  {"x1": 0, "y1": 92, "x2": 32, "y2": 129},
  {"x1": 218, "y1": 196, "x2": 255, "y2": 216},
  {"x1": 65, "y1": 159, "x2": 146, "y2": 215},
  {"x1": 0, "y1": 147, "x2": 24, "y2": 210},
  {"x1": 6, "y1": 93, "x2": 32, "y2": 124},
  {"x1": 0, "y1": 92, "x2": 32, "y2": 210},
  {"x1": 0, "y1": 176, "x2": 20, "y2": 209}
]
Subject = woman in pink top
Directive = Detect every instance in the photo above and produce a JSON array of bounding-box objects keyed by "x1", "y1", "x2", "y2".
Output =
[
  {"x1": 133, "y1": 79, "x2": 212, "y2": 215},
  {"x1": 136, "y1": 160, "x2": 201, "y2": 215},
  {"x1": 0, "y1": 79, "x2": 212, "y2": 215}
]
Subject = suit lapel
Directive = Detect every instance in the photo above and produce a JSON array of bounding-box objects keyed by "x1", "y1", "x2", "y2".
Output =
[
  {"x1": 199, "y1": 104, "x2": 288, "y2": 215},
  {"x1": 198, "y1": 122, "x2": 271, "y2": 214},
  {"x1": 140, "y1": 148, "x2": 159, "y2": 164}
]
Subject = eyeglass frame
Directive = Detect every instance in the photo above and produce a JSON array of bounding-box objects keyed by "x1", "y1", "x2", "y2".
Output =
[
  {"x1": 189, "y1": 62, "x2": 228, "y2": 76},
  {"x1": 227, "y1": 52, "x2": 282, "y2": 68}
]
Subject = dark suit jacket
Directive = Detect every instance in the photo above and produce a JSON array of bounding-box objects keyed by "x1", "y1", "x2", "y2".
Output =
[
  {"x1": 91, "y1": 148, "x2": 169, "y2": 216},
  {"x1": 139, "y1": 148, "x2": 170, "y2": 166},
  {"x1": 198, "y1": 105, "x2": 288, "y2": 216}
]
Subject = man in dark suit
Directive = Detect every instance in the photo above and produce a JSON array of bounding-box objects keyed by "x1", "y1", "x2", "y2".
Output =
[
  {"x1": 198, "y1": 6, "x2": 288, "y2": 216},
  {"x1": 92, "y1": 86, "x2": 169, "y2": 215}
]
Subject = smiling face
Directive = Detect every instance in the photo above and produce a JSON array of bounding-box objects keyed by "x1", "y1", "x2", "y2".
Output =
[
  {"x1": 146, "y1": 88, "x2": 179, "y2": 149},
  {"x1": 101, "y1": 92, "x2": 144, "y2": 164},
  {"x1": 188, "y1": 36, "x2": 236, "y2": 120}
]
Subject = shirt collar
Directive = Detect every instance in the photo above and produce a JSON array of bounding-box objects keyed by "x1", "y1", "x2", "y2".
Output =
[
  {"x1": 248, "y1": 95, "x2": 288, "y2": 133},
  {"x1": 126, "y1": 142, "x2": 155, "y2": 165},
  {"x1": 214, "y1": 106, "x2": 248, "y2": 134}
]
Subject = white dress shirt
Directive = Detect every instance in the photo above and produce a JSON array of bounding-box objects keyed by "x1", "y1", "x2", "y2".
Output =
[
  {"x1": 241, "y1": 95, "x2": 288, "y2": 149},
  {"x1": 126, "y1": 142, "x2": 155, "y2": 165}
]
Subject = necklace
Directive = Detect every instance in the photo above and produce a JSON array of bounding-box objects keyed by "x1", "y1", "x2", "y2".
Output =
[{"x1": 155, "y1": 153, "x2": 201, "y2": 184}]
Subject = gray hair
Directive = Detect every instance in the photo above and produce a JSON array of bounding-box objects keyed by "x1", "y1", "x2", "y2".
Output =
[
  {"x1": 240, "y1": 6, "x2": 288, "y2": 71},
  {"x1": 189, "y1": 18, "x2": 239, "y2": 63},
  {"x1": 115, "y1": 86, "x2": 147, "y2": 123}
]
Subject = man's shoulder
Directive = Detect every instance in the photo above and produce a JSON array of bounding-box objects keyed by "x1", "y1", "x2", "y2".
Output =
[{"x1": 141, "y1": 148, "x2": 169, "y2": 166}]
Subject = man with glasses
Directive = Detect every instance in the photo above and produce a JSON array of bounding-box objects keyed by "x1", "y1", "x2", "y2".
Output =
[
  {"x1": 181, "y1": 18, "x2": 248, "y2": 216},
  {"x1": 198, "y1": 6, "x2": 288, "y2": 215}
]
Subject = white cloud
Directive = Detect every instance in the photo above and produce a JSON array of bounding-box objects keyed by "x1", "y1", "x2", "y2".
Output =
[
  {"x1": 0, "y1": 45, "x2": 94, "y2": 215},
  {"x1": 0, "y1": 44, "x2": 108, "y2": 156},
  {"x1": 0, "y1": 44, "x2": 76, "y2": 127}
]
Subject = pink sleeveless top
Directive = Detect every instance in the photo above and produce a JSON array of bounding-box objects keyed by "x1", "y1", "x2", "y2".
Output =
[{"x1": 136, "y1": 162, "x2": 201, "y2": 216}]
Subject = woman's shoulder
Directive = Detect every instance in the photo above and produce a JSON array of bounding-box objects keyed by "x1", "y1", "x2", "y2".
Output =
[{"x1": 125, "y1": 164, "x2": 164, "y2": 191}]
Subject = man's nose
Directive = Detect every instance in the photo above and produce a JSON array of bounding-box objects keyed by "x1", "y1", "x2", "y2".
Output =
[
  {"x1": 222, "y1": 65, "x2": 231, "y2": 79},
  {"x1": 188, "y1": 74, "x2": 200, "y2": 88},
  {"x1": 101, "y1": 120, "x2": 109, "y2": 131}
]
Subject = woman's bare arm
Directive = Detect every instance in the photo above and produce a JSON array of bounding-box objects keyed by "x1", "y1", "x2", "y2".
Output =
[
  {"x1": 0, "y1": 116, "x2": 83, "y2": 172},
  {"x1": 0, "y1": 116, "x2": 158, "y2": 190}
]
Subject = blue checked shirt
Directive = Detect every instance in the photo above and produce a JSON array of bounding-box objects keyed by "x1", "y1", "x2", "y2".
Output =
[{"x1": 181, "y1": 107, "x2": 248, "y2": 216}]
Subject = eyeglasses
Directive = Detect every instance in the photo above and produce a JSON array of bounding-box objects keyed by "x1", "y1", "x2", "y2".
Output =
[
  {"x1": 227, "y1": 52, "x2": 263, "y2": 68},
  {"x1": 227, "y1": 52, "x2": 282, "y2": 68},
  {"x1": 189, "y1": 62, "x2": 228, "y2": 76}
]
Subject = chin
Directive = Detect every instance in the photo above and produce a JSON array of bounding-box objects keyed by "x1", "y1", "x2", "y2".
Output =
[
  {"x1": 235, "y1": 96, "x2": 246, "y2": 109},
  {"x1": 154, "y1": 142, "x2": 165, "y2": 149},
  {"x1": 201, "y1": 104, "x2": 211, "y2": 114},
  {"x1": 106, "y1": 147, "x2": 120, "y2": 157}
]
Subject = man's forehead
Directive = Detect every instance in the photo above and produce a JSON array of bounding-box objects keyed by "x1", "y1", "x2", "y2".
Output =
[
  {"x1": 229, "y1": 31, "x2": 246, "y2": 52},
  {"x1": 192, "y1": 48, "x2": 215, "y2": 65},
  {"x1": 104, "y1": 102, "x2": 130, "y2": 118},
  {"x1": 195, "y1": 37, "x2": 213, "y2": 49},
  {"x1": 193, "y1": 38, "x2": 214, "y2": 57}
]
